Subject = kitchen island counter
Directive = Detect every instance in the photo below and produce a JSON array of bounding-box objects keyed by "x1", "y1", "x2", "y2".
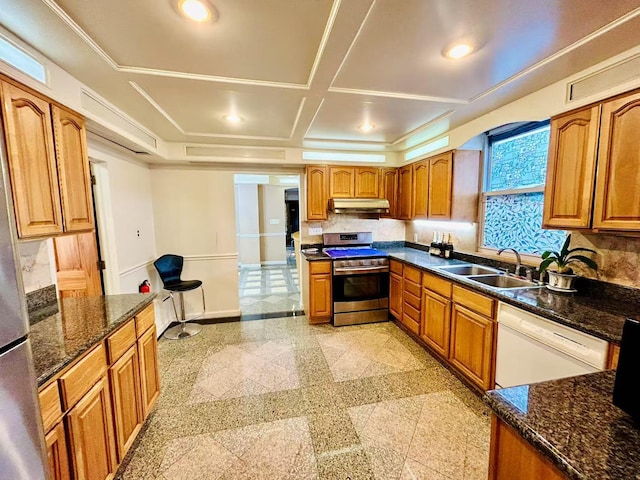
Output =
[{"x1": 485, "y1": 371, "x2": 640, "y2": 480}]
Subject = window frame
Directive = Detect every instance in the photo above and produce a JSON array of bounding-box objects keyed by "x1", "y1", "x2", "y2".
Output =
[{"x1": 478, "y1": 120, "x2": 553, "y2": 260}]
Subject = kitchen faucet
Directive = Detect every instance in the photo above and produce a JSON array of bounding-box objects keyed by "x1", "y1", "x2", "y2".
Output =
[{"x1": 497, "y1": 247, "x2": 522, "y2": 277}]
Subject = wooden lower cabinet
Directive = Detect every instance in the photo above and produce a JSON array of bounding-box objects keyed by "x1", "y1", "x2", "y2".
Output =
[
  {"x1": 138, "y1": 326, "x2": 161, "y2": 417},
  {"x1": 389, "y1": 272, "x2": 403, "y2": 319},
  {"x1": 401, "y1": 275, "x2": 421, "y2": 335},
  {"x1": 309, "y1": 273, "x2": 332, "y2": 322},
  {"x1": 67, "y1": 376, "x2": 118, "y2": 480},
  {"x1": 46, "y1": 421, "x2": 71, "y2": 480},
  {"x1": 489, "y1": 416, "x2": 566, "y2": 480},
  {"x1": 109, "y1": 345, "x2": 144, "y2": 460},
  {"x1": 449, "y1": 304, "x2": 495, "y2": 390},
  {"x1": 420, "y1": 289, "x2": 451, "y2": 358}
]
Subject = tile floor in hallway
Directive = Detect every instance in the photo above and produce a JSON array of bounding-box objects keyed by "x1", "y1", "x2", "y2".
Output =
[
  {"x1": 238, "y1": 265, "x2": 302, "y2": 315},
  {"x1": 118, "y1": 317, "x2": 491, "y2": 480}
]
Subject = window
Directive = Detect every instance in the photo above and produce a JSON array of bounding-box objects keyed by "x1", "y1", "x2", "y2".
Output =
[
  {"x1": 0, "y1": 35, "x2": 47, "y2": 83},
  {"x1": 481, "y1": 122, "x2": 566, "y2": 255}
]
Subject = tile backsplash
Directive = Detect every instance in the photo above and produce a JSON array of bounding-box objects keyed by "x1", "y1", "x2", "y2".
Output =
[
  {"x1": 570, "y1": 232, "x2": 640, "y2": 288},
  {"x1": 302, "y1": 213, "x2": 406, "y2": 244},
  {"x1": 18, "y1": 239, "x2": 56, "y2": 293}
]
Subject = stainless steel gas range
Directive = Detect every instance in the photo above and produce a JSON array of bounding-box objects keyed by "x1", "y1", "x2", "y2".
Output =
[{"x1": 322, "y1": 232, "x2": 389, "y2": 326}]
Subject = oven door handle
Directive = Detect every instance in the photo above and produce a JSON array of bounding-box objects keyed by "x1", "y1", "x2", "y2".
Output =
[{"x1": 333, "y1": 266, "x2": 390, "y2": 275}]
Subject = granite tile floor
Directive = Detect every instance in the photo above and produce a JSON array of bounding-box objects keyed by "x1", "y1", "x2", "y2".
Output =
[
  {"x1": 118, "y1": 317, "x2": 491, "y2": 480},
  {"x1": 239, "y1": 265, "x2": 301, "y2": 316}
]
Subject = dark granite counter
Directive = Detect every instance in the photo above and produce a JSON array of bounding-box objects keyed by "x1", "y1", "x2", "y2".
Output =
[
  {"x1": 485, "y1": 371, "x2": 640, "y2": 480},
  {"x1": 301, "y1": 249, "x2": 331, "y2": 261},
  {"x1": 30, "y1": 293, "x2": 156, "y2": 386},
  {"x1": 381, "y1": 247, "x2": 632, "y2": 344}
]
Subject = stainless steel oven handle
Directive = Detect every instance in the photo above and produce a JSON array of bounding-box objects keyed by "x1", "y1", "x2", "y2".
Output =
[{"x1": 333, "y1": 266, "x2": 390, "y2": 275}]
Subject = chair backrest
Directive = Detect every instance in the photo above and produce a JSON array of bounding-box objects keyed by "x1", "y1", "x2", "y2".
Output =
[{"x1": 153, "y1": 254, "x2": 184, "y2": 286}]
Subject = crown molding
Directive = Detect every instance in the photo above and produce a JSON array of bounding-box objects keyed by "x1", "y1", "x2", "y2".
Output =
[
  {"x1": 391, "y1": 110, "x2": 455, "y2": 146},
  {"x1": 302, "y1": 97, "x2": 325, "y2": 139},
  {"x1": 306, "y1": 0, "x2": 341, "y2": 87}
]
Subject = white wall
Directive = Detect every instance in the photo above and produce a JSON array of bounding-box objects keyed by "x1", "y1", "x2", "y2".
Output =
[{"x1": 151, "y1": 167, "x2": 240, "y2": 319}]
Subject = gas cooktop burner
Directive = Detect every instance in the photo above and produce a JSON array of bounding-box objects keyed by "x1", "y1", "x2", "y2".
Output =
[{"x1": 323, "y1": 247, "x2": 388, "y2": 259}]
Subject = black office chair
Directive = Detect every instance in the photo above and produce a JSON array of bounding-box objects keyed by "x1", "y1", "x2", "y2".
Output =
[{"x1": 153, "y1": 254, "x2": 205, "y2": 339}]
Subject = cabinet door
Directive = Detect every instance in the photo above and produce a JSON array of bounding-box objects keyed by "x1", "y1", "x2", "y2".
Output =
[
  {"x1": 138, "y1": 326, "x2": 160, "y2": 418},
  {"x1": 309, "y1": 273, "x2": 332, "y2": 319},
  {"x1": 489, "y1": 417, "x2": 566, "y2": 480},
  {"x1": 593, "y1": 91, "x2": 640, "y2": 230},
  {"x1": 428, "y1": 152, "x2": 453, "y2": 219},
  {"x1": 0, "y1": 81, "x2": 63, "y2": 237},
  {"x1": 420, "y1": 289, "x2": 451, "y2": 358},
  {"x1": 412, "y1": 160, "x2": 429, "y2": 219},
  {"x1": 67, "y1": 375, "x2": 117, "y2": 480},
  {"x1": 109, "y1": 345, "x2": 144, "y2": 461},
  {"x1": 449, "y1": 304, "x2": 494, "y2": 391},
  {"x1": 329, "y1": 167, "x2": 355, "y2": 198},
  {"x1": 52, "y1": 106, "x2": 94, "y2": 232},
  {"x1": 389, "y1": 272, "x2": 403, "y2": 320},
  {"x1": 543, "y1": 106, "x2": 600, "y2": 229},
  {"x1": 46, "y1": 421, "x2": 71, "y2": 480},
  {"x1": 398, "y1": 165, "x2": 413, "y2": 220},
  {"x1": 305, "y1": 165, "x2": 328, "y2": 220},
  {"x1": 355, "y1": 167, "x2": 379, "y2": 198},
  {"x1": 379, "y1": 168, "x2": 398, "y2": 218}
]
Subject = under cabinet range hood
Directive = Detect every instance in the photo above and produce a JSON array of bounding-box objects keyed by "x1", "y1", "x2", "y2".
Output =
[{"x1": 329, "y1": 198, "x2": 390, "y2": 214}]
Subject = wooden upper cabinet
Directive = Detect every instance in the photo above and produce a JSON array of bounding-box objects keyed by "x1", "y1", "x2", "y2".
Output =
[
  {"x1": 329, "y1": 167, "x2": 355, "y2": 198},
  {"x1": 305, "y1": 165, "x2": 328, "y2": 221},
  {"x1": 593, "y1": 90, "x2": 640, "y2": 230},
  {"x1": 0, "y1": 81, "x2": 63, "y2": 237},
  {"x1": 428, "y1": 152, "x2": 453, "y2": 219},
  {"x1": 53, "y1": 106, "x2": 94, "y2": 232},
  {"x1": 380, "y1": 168, "x2": 398, "y2": 218},
  {"x1": 398, "y1": 165, "x2": 413, "y2": 220},
  {"x1": 412, "y1": 160, "x2": 429, "y2": 219},
  {"x1": 354, "y1": 167, "x2": 379, "y2": 197},
  {"x1": 543, "y1": 106, "x2": 600, "y2": 229}
]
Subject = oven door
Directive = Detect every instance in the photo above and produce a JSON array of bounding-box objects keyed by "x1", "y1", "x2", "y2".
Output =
[{"x1": 333, "y1": 271, "x2": 389, "y2": 304}]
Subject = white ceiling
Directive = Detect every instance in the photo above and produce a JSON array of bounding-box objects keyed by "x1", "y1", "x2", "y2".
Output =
[{"x1": 1, "y1": 0, "x2": 640, "y2": 153}]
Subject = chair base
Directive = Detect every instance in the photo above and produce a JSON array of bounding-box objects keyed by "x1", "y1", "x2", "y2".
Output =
[{"x1": 164, "y1": 322, "x2": 202, "y2": 340}]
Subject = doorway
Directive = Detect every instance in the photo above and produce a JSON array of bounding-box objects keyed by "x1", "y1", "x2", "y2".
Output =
[{"x1": 234, "y1": 174, "x2": 302, "y2": 316}]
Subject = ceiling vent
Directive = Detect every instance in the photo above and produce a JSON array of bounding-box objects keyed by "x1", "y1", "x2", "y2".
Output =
[
  {"x1": 81, "y1": 90, "x2": 158, "y2": 149},
  {"x1": 185, "y1": 146, "x2": 286, "y2": 160},
  {"x1": 568, "y1": 53, "x2": 640, "y2": 102}
]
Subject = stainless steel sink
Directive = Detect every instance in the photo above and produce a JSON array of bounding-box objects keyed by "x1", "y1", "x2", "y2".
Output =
[
  {"x1": 437, "y1": 264, "x2": 501, "y2": 276},
  {"x1": 466, "y1": 274, "x2": 541, "y2": 290}
]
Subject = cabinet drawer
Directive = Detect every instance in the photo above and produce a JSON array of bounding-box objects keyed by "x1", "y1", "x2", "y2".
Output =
[
  {"x1": 310, "y1": 261, "x2": 332, "y2": 275},
  {"x1": 59, "y1": 343, "x2": 107, "y2": 410},
  {"x1": 135, "y1": 303, "x2": 155, "y2": 337},
  {"x1": 422, "y1": 272, "x2": 452, "y2": 299},
  {"x1": 403, "y1": 279, "x2": 421, "y2": 298},
  {"x1": 39, "y1": 381, "x2": 62, "y2": 433},
  {"x1": 390, "y1": 260, "x2": 403, "y2": 275},
  {"x1": 107, "y1": 319, "x2": 136, "y2": 364},
  {"x1": 452, "y1": 285, "x2": 495, "y2": 318},
  {"x1": 404, "y1": 289, "x2": 421, "y2": 310},
  {"x1": 403, "y1": 301, "x2": 421, "y2": 323},
  {"x1": 404, "y1": 265, "x2": 422, "y2": 284}
]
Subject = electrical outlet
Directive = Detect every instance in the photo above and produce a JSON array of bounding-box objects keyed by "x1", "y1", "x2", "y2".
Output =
[{"x1": 308, "y1": 227, "x2": 323, "y2": 235}]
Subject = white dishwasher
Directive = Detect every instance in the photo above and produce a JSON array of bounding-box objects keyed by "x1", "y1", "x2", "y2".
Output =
[{"x1": 495, "y1": 303, "x2": 609, "y2": 388}]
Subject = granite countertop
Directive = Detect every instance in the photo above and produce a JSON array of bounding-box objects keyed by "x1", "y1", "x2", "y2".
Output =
[
  {"x1": 381, "y1": 247, "x2": 631, "y2": 344},
  {"x1": 485, "y1": 371, "x2": 640, "y2": 480},
  {"x1": 30, "y1": 293, "x2": 156, "y2": 386}
]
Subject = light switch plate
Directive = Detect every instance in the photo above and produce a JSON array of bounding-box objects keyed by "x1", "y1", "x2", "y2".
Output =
[
  {"x1": 308, "y1": 227, "x2": 323, "y2": 235},
  {"x1": 269, "y1": 219, "x2": 280, "y2": 225}
]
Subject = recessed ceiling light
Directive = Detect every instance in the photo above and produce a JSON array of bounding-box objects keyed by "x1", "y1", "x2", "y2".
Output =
[
  {"x1": 359, "y1": 123, "x2": 375, "y2": 133},
  {"x1": 177, "y1": 0, "x2": 217, "y2": 22},
  {"x1": 444, "y1": 43, "x2": 473, "y2": 59},
  {"x1": 224, "y1": 114, "x2": 243, "y2": 123}
]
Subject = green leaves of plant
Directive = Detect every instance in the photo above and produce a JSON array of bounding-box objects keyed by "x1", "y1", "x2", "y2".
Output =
[{"x1": 538, "y1": 233, "x2": 598, "y2": 273}]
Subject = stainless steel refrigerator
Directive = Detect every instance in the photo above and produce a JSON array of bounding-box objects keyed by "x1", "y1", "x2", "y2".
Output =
[{"x1": 0, "y1": 132, "x2": 48, "y2": 477}]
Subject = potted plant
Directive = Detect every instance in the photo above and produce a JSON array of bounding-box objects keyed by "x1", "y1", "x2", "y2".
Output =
[{"x1": 539, "y1": 234, "x2": 598, "y2": 293}]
